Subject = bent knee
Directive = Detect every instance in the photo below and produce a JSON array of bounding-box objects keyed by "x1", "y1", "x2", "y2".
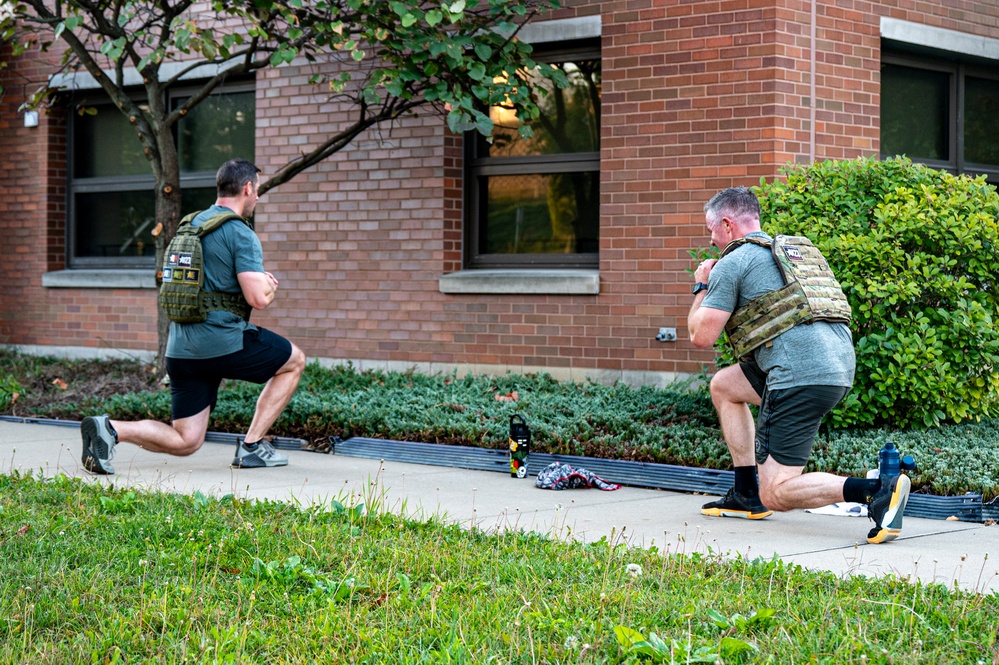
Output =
[
  {"x1": 287, "y1": 345, "x2": 307, "y2": 374},
  {"x1": 758, "y1": 488, "x2": 792, "y2": 513},
  {"x1": 175, "y1": 435, "x2": 205, "y2": 456},
  {"x1": 709, "y1": 367, "x2": 743, "y2": 402}
]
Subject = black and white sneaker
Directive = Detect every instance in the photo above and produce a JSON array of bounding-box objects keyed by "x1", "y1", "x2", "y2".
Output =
[
  {"x1": 81, "y1": 414, "x2": 117, "y2": 475},
  {"x1": 232, "y1": 439, "x2": 288, "y2": 468},
  {"x1": 701, "y1": 487, "x2": 772, "y2": 519}
]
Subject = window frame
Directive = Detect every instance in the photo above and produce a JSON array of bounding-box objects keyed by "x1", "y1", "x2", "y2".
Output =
[
  {"x1": 463, "y1": 40, "x2": 601, "y2": 270},
  {"x1": 66, "y1": 81, "x2": 255, "y2": 269},
  {"x1": 881, "y1": 48, "x2": 999, "y2": 183}
]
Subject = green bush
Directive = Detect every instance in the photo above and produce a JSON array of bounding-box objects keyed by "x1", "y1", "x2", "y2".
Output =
[{"x1": 755, "y1": 157, "x2": 999, "y2": 429}]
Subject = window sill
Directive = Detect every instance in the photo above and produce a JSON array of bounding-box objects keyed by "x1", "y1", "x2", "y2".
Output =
[
  {"x1": 42, "y1": 270, "x2": 156, "y2": 289},
  {"x1": 439, "y1": 269, "x2": 599, "y2": 295}
]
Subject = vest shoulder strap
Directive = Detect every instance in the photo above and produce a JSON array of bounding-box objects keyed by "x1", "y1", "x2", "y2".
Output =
[
  {"x1": 174, "y1": 210, "x2": 249, "y2": 236},
  {"x1": 195, "y1": 211, "x2": 250, "y2": 236},
  {"x1": 720, "y1": 235, "x2": 771, "y2": 259}
]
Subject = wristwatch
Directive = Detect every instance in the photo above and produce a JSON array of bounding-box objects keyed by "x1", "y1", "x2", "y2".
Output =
[{"x1": 692, "y1": 282, "x2": 708, "y2": 295}]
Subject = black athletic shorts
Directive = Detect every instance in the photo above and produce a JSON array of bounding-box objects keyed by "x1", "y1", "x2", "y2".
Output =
[
  {"x1": 740, "y1": 360, "x2": 849, "y2": 467},
  {"x1": 166, "y1": 327, "x2": 292, "y2": 420}
]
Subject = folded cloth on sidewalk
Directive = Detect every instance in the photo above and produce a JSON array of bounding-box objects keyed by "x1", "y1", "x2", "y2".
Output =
[
  {"x1": 535, "y1": 462, "x2": 621, "y2": 491},
  {"x1": 805, "y1": 502, "x2": 867, "y2": 517}
]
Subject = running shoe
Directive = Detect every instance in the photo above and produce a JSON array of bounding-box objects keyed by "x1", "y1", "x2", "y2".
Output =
[
  {"x1": 81, "y1": 414, "x2": 117, "y2": 475},
  {"x1": 867, "y1": 474, "x2": 911, "y2": 544},
  {"x1": 232, "y1": 439, "x2": 288, "y2": 468},
  {"x1": 701, "y1": 487, "x2": 772, "y2": 519}
]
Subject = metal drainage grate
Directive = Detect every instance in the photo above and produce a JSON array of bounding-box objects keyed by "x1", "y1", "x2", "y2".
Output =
[{"x1": 333, "y1": 436, "x2": 989, "y2": 524}]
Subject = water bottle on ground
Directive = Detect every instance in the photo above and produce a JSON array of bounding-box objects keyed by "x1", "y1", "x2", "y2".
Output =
[
  {"x1": 878, "y1": 441, "x2": 901, "y2": 477},
  {"x1": 509, "y1": 414, "x2": 530, "y2": 479}
]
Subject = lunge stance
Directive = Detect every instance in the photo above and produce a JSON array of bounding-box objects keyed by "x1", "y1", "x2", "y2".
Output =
[
  {"x1": 687, "y1": 187, "x2": 909, "y2": 544},
  {"x1": 82, "y1": 158, "x2": 306, "y2": 474}
]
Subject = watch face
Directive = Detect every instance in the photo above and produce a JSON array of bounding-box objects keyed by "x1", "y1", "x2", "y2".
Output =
[{"x1": 692, "y1": 282, "x2": 708, "y2": 294}]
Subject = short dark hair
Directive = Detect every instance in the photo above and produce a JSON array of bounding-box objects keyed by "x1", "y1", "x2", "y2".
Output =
[
  {"x1": 704, "y1": 186, "x2": 761, "y2": 222},
  {"x1": 216, "y1": 159, "x2": 261, "y2": 198}
]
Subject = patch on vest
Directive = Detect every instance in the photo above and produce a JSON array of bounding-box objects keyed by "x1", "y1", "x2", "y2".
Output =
[
  {"x1": 782, "y1": 245, "x2": 803, "y2": 261},
  {"x1": 167, "y1": 251, "x2": 193, "y2": 268}
]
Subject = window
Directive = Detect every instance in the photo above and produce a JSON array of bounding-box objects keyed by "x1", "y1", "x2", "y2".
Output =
[
  {"x1": 464, "y1": 42, "x2": 600, "y2": 269},
  {"x1": 881, "y1": 51, "x2": 999, "y2": 182},
  {"x1": 68, "y1": 86, "x2": 254, "y2": 268}
]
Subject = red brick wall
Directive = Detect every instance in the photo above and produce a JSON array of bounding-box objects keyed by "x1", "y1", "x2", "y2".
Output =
[{"x1": 2, "y1": 1, "x2": 999, "y2": 381}]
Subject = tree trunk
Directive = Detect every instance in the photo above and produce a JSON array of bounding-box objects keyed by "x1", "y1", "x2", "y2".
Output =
[{"x1": 151, "y1": 136, "x2": 183, "y2": 380}]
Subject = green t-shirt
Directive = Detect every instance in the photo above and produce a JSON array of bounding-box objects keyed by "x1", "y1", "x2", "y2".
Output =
[{"x1": 165, "y1": 205, "x2": 264, "y2": 359}]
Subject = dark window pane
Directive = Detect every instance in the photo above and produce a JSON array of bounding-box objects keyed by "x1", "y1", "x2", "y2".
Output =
[
  {"x1": 75, "y1": 190, "x2": 156, "y2": 258},
  {"x1": 965, "y1": 75, "x2": 999, "y2": 167},
  {"x1": 177, "y1": 92, "x2": 255, "y2": 172},
  {"x1": 485, "y1": 59, "x2": 601, "y2": 157},
  {"x1": 880, "y1": 64, "x2": 949, "y2": 161},
  {"x1": 181, "y1": 187, "x2": 220, "y2": 215},
  {"x1": 73, "y1": 105, "x2": 149, "y2": 177},
  {"x1": 479, "y1": 172, "x2": 599, "y2": 255},
  {"x1": 74, "y1": 187, "x2": 215, "y2": 259}
]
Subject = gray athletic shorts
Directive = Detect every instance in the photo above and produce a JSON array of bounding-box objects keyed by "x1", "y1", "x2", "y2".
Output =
[{"x1": 740, "y1": 361, "x2": 850, "y2": 467}]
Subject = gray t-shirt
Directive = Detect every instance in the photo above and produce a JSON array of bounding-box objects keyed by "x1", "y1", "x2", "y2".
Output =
[
  {"x1": 701, "y1": 232, "x2": 855, "y2": 390},
  {"x1": 165, "y1": 205, "x2": 264, "y2": 360}
]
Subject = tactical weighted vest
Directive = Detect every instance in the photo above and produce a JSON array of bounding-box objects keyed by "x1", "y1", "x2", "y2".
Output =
[
  {"x1": 159, "y1": 211, "x2": 253, "y2": 324},
  {"x1": 722, "y1": 234, "x2": 852, "y2": 360}
]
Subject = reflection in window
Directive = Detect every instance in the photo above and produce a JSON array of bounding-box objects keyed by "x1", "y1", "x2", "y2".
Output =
[
  {"x1": 880, "y1": 63, "x2": 949, "y2": 161},
  {"x1": 482, "y1": 172, "x2": 599, "y2": 255},
  {"x1": 486, "y1": 59, "x2": 600, "y2": 157},
  {"x1": 74, "y1": 105, "x2": 150, "y2": 178},
  {"x1": 69, "y1": 88, "x2": 254, "y2": 267},
  {"x1": 177, "y1": 92, "x2": 255, "y2": 171},
  {"x1": 466, "y1": 46, "x2": 601, "y2": 269},
  {"x1": 75, "y1": 188, "x2": 216, "y2": 260},
  {"x1": 880, "y1": 52, "x2": 999, "y2": 182},
  {"x1": 965, "y1": 76, "x2": 999, "y2": 167}
]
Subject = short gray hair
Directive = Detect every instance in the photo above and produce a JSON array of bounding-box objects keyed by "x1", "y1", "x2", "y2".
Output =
[{"x1": 704, "y1": 186, "x2": 761, "y2": 222}]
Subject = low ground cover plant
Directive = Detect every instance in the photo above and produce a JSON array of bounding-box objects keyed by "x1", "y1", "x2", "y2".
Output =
[
  {"x1": 3, "y1": 349, "x2": 999, "y2": 499},
  {"x1": 1, "y1": 473, "x2": 996, "y2": 664}
]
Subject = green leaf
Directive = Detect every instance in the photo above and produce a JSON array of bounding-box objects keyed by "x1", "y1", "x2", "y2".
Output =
[
  {"x1": 473, "y1": 42, "x2": 493, "y2": 61},
  {"x1": 468, "y1": 61, "x2": 486, "y2": 81},
  {"x1": 720, "y1": 636, "x2": 758, "y2": 657},
  {"x1": 426, "y1": 9, "x2": 443, "y2": 26}
]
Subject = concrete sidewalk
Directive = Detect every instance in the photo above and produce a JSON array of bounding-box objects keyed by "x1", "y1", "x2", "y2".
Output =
[{"x1": 3, "y1": 419, "x2": 998, "y2": 594}]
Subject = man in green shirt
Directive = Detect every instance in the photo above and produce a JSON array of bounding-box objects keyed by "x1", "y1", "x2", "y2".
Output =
[{"x1": 81, "y1": 159, "x2": 306, "y2": 473}]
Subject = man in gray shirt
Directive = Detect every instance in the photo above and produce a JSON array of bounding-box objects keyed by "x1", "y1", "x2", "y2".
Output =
[
  {"x1": 687, "y1": 187, "x2": 909, "y2": 544},
  {"x1": 81, "y1": 159, "x2": 306, "y2": 474}
]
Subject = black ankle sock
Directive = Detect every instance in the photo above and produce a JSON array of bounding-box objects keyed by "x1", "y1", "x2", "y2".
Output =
[
  {"x1": 242, "y1": 439, "x2": 262, "y2": 450},
  {"x1": 733, "y1": 466, "x2": 759, "y2": 497},
  {"x1": 843, "y1": 477, "x2": 880, "y2": 504}
]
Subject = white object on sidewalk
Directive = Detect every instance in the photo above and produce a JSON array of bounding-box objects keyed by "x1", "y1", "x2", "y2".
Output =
[{"x1": 805, "y1": 502, "x2": 868, "y2": 517}]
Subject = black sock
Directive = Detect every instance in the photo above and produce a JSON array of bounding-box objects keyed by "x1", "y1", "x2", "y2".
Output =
[
  {"x1": 843, "y1": 477, "x2": 880, "y2": 504},
  {"x1": 733, "y1": 466, "x2": 759, "y2": 497},
  {"x1": 242, "y1": 439, "x2": 262, "y2": 450}
]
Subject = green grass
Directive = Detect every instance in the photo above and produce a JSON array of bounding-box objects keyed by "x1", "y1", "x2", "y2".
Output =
[{"x1": 2, "y1": 473, "x2": 997, "y2": 664}]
